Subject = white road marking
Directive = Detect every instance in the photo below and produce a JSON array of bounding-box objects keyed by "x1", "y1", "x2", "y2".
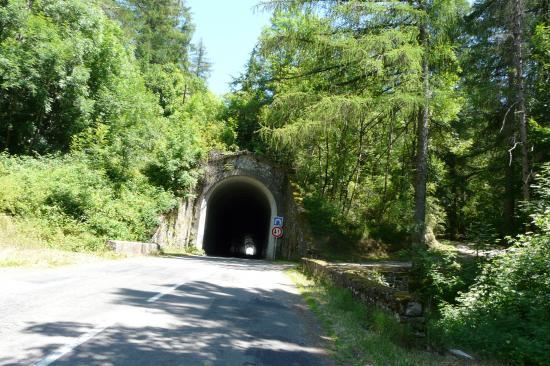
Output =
[
  {"x1": 32, "y1": 281, "x2": 185, "y2": 365},
  {"x1": 147, "y1": 281, "x2": 185, "y2": 303},
  {"x1": 32, "y1": 322, "x2": 111, "y2": 366}
]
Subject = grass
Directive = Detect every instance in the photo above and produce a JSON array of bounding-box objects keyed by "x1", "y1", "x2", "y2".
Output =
[
  {"x1": 0, "y1": 214, "x2": 118, "y2": 268},
  {"x1": 285, "y1": 268, "x2": 480, "y2": 366},
  {"x1": 0, "y1": 247, "x2": 118, "y2": 267}
]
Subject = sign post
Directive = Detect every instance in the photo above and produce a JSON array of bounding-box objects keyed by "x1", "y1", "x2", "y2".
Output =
[{"x1": 272, "y1": 216, "x2": 284, "y2": 258}]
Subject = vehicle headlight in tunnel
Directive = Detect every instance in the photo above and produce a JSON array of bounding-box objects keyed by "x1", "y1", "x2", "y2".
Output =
[{"x1": 245, "y1": 245, "x2": 255, "y2": 256}]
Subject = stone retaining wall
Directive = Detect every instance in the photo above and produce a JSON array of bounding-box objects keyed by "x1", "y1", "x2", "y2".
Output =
[
  {"x1": 107, "y1": 240, "x2": 160, "y2": 256},
  {"x1": 301, "y1": 258, "x2": 425, "y2": 334}
]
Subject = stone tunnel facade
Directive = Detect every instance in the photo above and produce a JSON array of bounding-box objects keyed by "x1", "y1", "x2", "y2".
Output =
[{"x1": 151, "y1": 152, "x2": 312, "y2": 260}]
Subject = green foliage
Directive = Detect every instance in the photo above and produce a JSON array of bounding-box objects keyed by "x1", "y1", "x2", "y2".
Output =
[
  {"x1": 523, "y1": 163, "x2": 550, "y2": 232},
  {"x1": 0, "y1": 0, "x2": 231, "y2": 253},
  {"x1": 226, "y1": 0, "x2": 548, "y2": 257},
  {"x1": 111, "y1": 0, "x2": 194, "y2": 68},
  {"x1": 412, "y1": 246, "x2": 481, "y2": 306},
  {"x1": 433, "y1": 0, "x2": 550, "y2": 240},
  {"x1": 302, "y1": 195, "x2": 364, "y2": 259},
  {"x1": 287, "y1": 268, "x2": 449, "y2": 365},
  {"x1": 191, "y1": 39, "x2": 212, "y2": 80},
  {"x1": 436, "y1": 233, "x2": 549, "y2": 364},
  {"x1": 224, "y1": 48, "x2": 276, "y2": 153},
  {"x1": 434, "y1": 165, "x2": 550, "y2": 364},
  {"x1": 303, "y1": 195, "x2": 360, "y2": 242},
  {"x1": 229, "y1": 0, "x2": 466, "y2": 250},
  {"x1": 0, "y1": 154, "x2": 175, "y2": 251},
  {"x1": 162, "y1": 244, "x2": 205, "y2": 257},
  {"x1": 0, "y1": 0, "x2": 125, "y2": 153}
]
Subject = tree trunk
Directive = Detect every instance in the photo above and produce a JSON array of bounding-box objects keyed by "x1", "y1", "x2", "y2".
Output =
[
  {"x1": 413, "y1": 13, "x2": 430, "y2": 248},
  {"x1": 379, "y1": 116, "x2": 395, "y2": 219},
  {"x1": 182, "y1": 84, "x2": 188, "y2": 105},
  {"x1": 322, "y1": 129, "x2": 330, "y2": 196},
  {"x1": 512, "y1": 0, "x2": 530, "y2": 201},
  {"x1": 503, "y1": 158, "x2": 516, "y2": 236},
  {"x1": 447, "y1": 153, "x2": 458, "y2": 241},
  {"x1": 344, "y1": 116, "x2": 366, "y2": 215}
]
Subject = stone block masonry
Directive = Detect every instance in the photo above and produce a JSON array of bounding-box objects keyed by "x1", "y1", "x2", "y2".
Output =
[
  {"x1": 107, "y1": 240, "x2": 160, "y2": 256},
  {"x1": 151, "y1": 151, "x2": 314, "y2": 260},
  {"x1": 301, "y1": 258, "x2": 425, "y2": 335}
]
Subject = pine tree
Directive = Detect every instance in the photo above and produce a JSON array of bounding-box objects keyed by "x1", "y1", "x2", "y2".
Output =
[
  {"x1": 511, "y1": 0, "x2": 530, "y2": 201},
  {"x1": 252, "y1": 0, "x2": 464, "y2": 248},
  {"x1": 113, "y1": 0, "x2": 195, "y2": 69},
  {"x1": 451, "y1": 0, "x2": 549, "y2": 237},
  {"x1": 192, "y1": 39, "x2": 212, "y2": 80}
]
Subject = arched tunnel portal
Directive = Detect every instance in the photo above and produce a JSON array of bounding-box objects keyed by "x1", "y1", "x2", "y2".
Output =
[
  {"x1": 152, "y1": 152, "x2": 313, "y2": 260},
  {"x1": 196, "y1": 176, "x2": 277, "y2": 259}
]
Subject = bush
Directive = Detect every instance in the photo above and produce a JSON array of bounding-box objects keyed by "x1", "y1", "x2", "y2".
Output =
[
  {"x1": 434, "y1": 164, "x2": 550, "y2": 365},
  {"x1": 412, "y1": 247, "x2": 482, "y2": 306},
  {"x1": 0, "y1": 154, "x2": 175, "y2": 251},
  {"x1": 435, "y1": 233, "x2": 549, "y2": 364},
  {"x1": 0, "y1": 0, "x2": 231, "y2": 256},
  {"x1": 287, "y1": 268, "x2": 447, "y2": 365}
]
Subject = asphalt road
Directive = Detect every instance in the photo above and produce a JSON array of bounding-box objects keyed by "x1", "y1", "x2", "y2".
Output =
[{"x1": 0, "y1": 256, "x2": 332, "y2": 366}]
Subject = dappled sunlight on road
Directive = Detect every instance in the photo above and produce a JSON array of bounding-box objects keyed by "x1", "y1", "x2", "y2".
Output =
[{"x1": 0, "y1": 256, "x2": 330, "y2": 366}]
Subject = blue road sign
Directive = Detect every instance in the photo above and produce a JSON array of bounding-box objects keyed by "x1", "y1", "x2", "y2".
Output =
[{"x1": 274, "y1": 216, "x2": 284, "y2": 227}]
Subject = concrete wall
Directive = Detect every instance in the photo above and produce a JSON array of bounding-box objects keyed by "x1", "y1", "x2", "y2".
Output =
[
  {"x1": 151, "y1": 151, "x2": 312, "y2": 260},
  {"x1": 107, "y1": 240, "x2": 160, "y2": 255}
]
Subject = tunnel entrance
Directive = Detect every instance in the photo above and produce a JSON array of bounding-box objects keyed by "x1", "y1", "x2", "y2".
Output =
[{"x1": 202, "y1": 180, "x2": 272, "y2": 259}]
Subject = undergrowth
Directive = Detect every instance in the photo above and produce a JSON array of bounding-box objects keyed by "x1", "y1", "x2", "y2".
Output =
[
  {"x1": 0, "y1": 214, "x2": 119, "y2": 267},
  {"x1": 422, "y1": 165, "x2": 550, "y2": 365},
  {"x1": 285, "y1": 268, "x2": 459, "y2": 366},
  {"x1": 0, "y1": 154, "x2": 176, "y2": 254}
]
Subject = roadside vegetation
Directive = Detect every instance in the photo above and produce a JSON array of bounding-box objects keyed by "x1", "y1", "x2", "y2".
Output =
[
  {"x1": 426, "y1": 167, "x2": 550, "y2": 365},
  {"x1": 0, "y1": 0, "x2": 233, "y2": 265},
  {"x1": 0, "y1": 213, "x2": 119, "y2": 267},
  {"x1": 226, "y1": 1, "x2": 548, "y2": 364},
  {"x1": 0, "y1": 0, "x2": 548, "y2": 363},
  {"x1": 160, "y1": 245, "x2": 206, "y2": 257},
  {"x1": 287, "y1": 268, "x2": 472, "y2": 366}
]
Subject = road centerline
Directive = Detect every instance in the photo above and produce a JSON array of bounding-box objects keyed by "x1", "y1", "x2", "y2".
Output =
[
  {"x1": 32, "y1": 321, "x2": 111, "y2": 366},
  {"x1": 31, "y1": 280, "x2": 186, "y2": 366},
  {"x1": 147, "y1": 281, "x2": 186, "y2": 303},
  {"x1": 9, "y1": 258, "x2": 330, "y2": 366}
]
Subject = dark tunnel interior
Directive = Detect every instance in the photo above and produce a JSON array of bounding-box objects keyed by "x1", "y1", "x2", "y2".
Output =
[{"x1": 203, "y1": 181, "x2": 271, "y2": 259}]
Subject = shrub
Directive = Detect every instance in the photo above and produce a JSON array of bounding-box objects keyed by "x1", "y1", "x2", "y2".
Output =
[
  {"x1": 412, "y1": 247, "x2": 482, "y2": 306},
  {"x1": 435, "y1": 233, "x2": 549, "y2": 364},
  {"x1": 434, "y1": 164, "x2": 550, "y2": 365},
  {"x1": 0, "y1": 153, "x2": 176, "y2": 251}
]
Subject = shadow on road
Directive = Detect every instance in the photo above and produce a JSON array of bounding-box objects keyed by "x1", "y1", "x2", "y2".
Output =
[
  {"x1": 160, "y1": 254, "x2": 297, "y2": 272},
  {"x1": 12, "y1": 258, "x2": 329, "y2": 366}
]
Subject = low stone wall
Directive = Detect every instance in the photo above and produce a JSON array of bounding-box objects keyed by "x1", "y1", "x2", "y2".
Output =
[
  {"x1": 301, "y1": 258, "x2": 425, "y2": 334},
  {"x1": 107, "y1": 240, "x2": 160, "y2": 256}
]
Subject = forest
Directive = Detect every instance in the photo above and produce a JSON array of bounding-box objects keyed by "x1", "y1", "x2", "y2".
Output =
[{"x1": 0, "y1": 0, "x2": 548, "y2": 364}]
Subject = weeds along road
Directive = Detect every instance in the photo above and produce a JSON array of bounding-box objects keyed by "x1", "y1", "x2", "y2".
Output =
[{"x1": 0, "y1": 256, "x2": 331, "y2": 366}]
